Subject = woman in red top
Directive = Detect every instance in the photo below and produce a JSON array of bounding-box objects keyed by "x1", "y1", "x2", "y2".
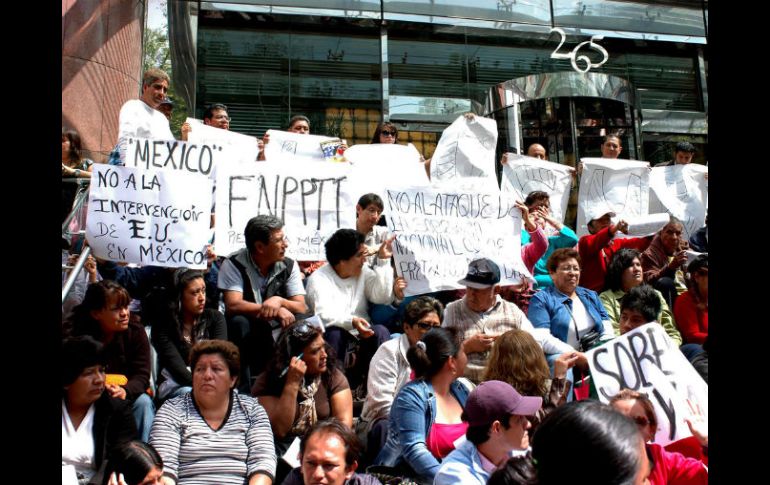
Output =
[
  {"x1": 610, "y1": 389, "x2": 708, "y2": 485},
  {"x1": 674, "y1": 255, "x2": 708, "y2": 345}
]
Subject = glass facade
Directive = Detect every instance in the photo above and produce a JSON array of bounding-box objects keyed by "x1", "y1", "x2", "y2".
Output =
[{"x1": 178, "y1": 1, "x2": 707, "y2": 160}]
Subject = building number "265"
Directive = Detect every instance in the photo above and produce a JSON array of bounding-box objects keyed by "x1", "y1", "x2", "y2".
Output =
[{"x1": 549, "y1": 27, "x2": 609, "y2": 73}]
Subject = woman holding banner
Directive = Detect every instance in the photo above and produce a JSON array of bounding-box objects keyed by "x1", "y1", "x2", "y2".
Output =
[
  {"x1": 370, "y1": 122, "x2": 399, "y2": 144},
  {"x1": 610, "y1": 389, "x2": 708, "y2": 485}
]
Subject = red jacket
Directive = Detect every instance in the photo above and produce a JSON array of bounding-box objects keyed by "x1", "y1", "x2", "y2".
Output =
[
  {"x1": 577, "y1": 227, "x2": 651, "y2": 292},
  {"x1": 647, "y1": 443, "x2": 708, "y2": 485},
  {"x1": 673, "y1": 290, "x2": 708, "y2": 344}
]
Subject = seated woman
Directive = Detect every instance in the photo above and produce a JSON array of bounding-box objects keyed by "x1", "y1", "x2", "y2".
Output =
[
  {"x1": 151, "y1": 269, "x2": 227, "y2": 402},
  {"x1": 674, "y1": 255, "x2": 708, "y2": 345},
  {"x1": 527, "y1": 249, "x2": 616, "y2": 368},
  {"x1": 67, "y1": 280, "x2": 154, "y2": 442},
  {"x1": 487, "y1": 400, "x2": 650, "y2": 485},
  {"x1": 62, "y1": 336, "x2": 136, "y2": 485},
  {"x1": 599, "y1": 248, "x2": 682, "y2": 345},
  {"x1": 107, "y1": 441, "x2": 163, "y2": 485},
  {"x1": 481, "y1": 329, "x2": 577, "y2": 433},
  {"x1": 251, "y1": 320, "x2": 352, "y2": 480},
  {"x1": 374, "y1": 327, "x2": 469, "y2": 483},
  {"x1": 361, "y1": 297, "x2": 444, "y2": 459},
  {"x1": 610, "y1": 389, "x2": 708, "y2": 485},
  {"x1": 150, "y1": 340, "x2": 275, "y2": 485},
  {"x1": 641, "y1": 218, "x2": 689, "y2": 309}
]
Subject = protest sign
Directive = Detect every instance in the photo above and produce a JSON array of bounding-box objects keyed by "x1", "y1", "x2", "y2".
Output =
[
  {"x1": 263, "y1": 129, "x2": 339, "y2": 163},
  {"x1": 185, "y1": 117, "x2": 259, "y2": 164},
  {"x1": 617, "y1": 213, "x2": 670, "y2": 238},
  {"x1": 500, "y1": 154, "x2": 574, "y2": 223},
  {"x1": 385, "y1": 185, "x2": 532, "y2": 296},
  {"x1": 86, "y1": 165, "x2": 212, "y2": 269},
  {"x1": 576, "y1": 158, "x2": 651, "y2": 237},
  {"x1": 345, "y1": 143, "x2": 429, "y2": 207},
  {"x1": 215, "y1": 161, "x2": 355, "y2": 260},
  {"x1": 121, "y1": 136, "x2": 231, "y2": 181},
  {"x1": 586, "y1": 323, "x2": 708, "y2": 445},
  {"x1": 429, "y1": 115, "x2": 499, "y2": 190},
  {"x1": 649, "y1": 164, "x2": 708, "y2": 239}
]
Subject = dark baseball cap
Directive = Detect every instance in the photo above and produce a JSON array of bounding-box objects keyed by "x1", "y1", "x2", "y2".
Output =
[
  {"x1": 675, "y1": 141, "x2": 695, "y2": 153},
  {"x1": 458, "y1": 258, "x2": 501, "y2": 289},
  {"x1": 463, "y1": 380, "x2": 543, "y2": 426}
]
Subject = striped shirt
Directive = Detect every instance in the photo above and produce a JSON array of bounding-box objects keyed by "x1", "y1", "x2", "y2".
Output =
[{"x1": 150, "y1": 391, "x2": 276, "y2": 485}]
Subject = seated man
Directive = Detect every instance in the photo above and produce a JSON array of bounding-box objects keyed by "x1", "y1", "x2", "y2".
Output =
[
  {"x1": 360, "y1": 297, "x2": 443, "y2": 461},
  {"x1": 641, "y1": 218, "x2": 688, "y2": 309},
  {"x1": 443, "y1": 258, "x2": 572, "y2": 383},
  {"x1": 434, "y1": 380, "x2": 542, "y2": 485},
  {"x1": 619, "y1": 284, "x2": 703, "y2": 362},
  {"x1": 306, "y1": 229, "x2": 395, "y2": 389},
  {"x1": 578, "y1": 209, "x2": 651, "y2": 293},
  {"x1": 218, "y1": 215, "x2": 308, "y2": 391},
  {"x1": 282, "y1": 418, "x2": 382, "y2": 485}
]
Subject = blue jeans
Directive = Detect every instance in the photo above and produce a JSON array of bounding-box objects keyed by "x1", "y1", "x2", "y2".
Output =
[{"x1": 132, "y1": 393, "x2": 155, "y2": 442}]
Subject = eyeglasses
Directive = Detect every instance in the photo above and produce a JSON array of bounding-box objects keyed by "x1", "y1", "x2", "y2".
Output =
[
  {"x1": 413, "y1": 321, "x2": 440, "y2": 331},
  {"x1": 557, "y1": 265, "x2": 581, "y2": 273},
  {"x1": 632, "y1": 416, "x2": 651, "y2": 427},
  {"x1": 213, "y1": 115, "x2": 231, "y2": 122},
  {"x1": 269, "y1": 235, "x2": 289, "y2": 244},
  {"x1": 380, "y1": 130, "x2": 396, "y2": 137}
]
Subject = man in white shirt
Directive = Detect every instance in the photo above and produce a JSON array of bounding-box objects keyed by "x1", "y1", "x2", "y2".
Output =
[{"x1": 114, "y1": 68, "x2": 175, "y2": 165}]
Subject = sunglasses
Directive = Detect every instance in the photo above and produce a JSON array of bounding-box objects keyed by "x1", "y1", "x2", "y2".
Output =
[
  {"x1": 413, "y1": 321, "x2": 439, "y2": 331},
  {"x1": 380, "y1": 130, "x2": 396, "y2": 137},
  {"x1": 291, "y1": 321, "x2": 316, "y2": 338},
  {"x1": 632, "y1": 416, "x2": 651, "y2": 427}
]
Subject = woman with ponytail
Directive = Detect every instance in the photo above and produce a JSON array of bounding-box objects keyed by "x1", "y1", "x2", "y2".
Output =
[{"x1": 373, "y1": 327, "x2": 469, "y2": 483}]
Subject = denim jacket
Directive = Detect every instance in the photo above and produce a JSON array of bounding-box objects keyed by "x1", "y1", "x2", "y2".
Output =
[
  {"x1": 527, "y1": 285, "x2": 610, "y2": 345},
  {"x1": 374, "y1": 379, "x2": 470, "y2": 481}
]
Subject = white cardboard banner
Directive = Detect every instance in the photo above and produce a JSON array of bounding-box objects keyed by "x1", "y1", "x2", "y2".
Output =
[
  {"x1": 345, "y1": 143, "x2": 430, "y2": 208},
  {"x1": 586, "y1": 323, "x2": 708, "y2": 446},
  {"x1": 429, "y1": 115, "x2": 499, "y2": 190},
  {"x1": 263, "y1": 129, "x2": 339, "y2": 163},
  {"x1": 648, "y1": 164, "x2": 708, "y2": 239},
  {"x1": 122, "y1": 136, "x2": 231, "y2": 182},
  {"x1": 385, "y1": 185, "x2": 532, "y2": 296},
  {"x1": 185, "y1": 117, "x2": 259, "y2": 164},
  {"x1": 86, "y1": 165, "x2": 212, "y2": 269},
  {"x1": 500, "y1": 154, "x2": 574, "y2": 223},
  {"x1": 215, "y1": 161, "x2": 356, "y2": 260},
  {"x1": 576, "y1": 158, "x2": 651, "y2": 237},
  {"x1": 617, "y1": 212, "x2": 671, "y2": 238}
]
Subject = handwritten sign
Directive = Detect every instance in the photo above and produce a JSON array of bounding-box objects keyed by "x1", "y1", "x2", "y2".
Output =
[
  {"x1": 122, "y1": 136, "x2": 230, "y2": 181},
  {"x1": 385, "y1": 185, "x2": 533, "y2": 296},
  {"x1": 649, "y1": 164, "x2": 708, "y2": 239},
  {"x1": 500, "y1": 154, "x2": 573, "y2": 223},
  {"x1": 346, "y1": 143, "x2": 429, "y2": 208},
  {"x1": 586, "y1": 323, "x2": 708, "y2": 445},
  {"x1": 429, "y1": 115, "x2": 499, "y2": 190},
  {"x1": 576, "y1": 158, "x2": 651, "y2": 237},
  {"x1": 263, "y1": 129, "x2": 339, "y2": 163},
  {"x1": 86, "y1": 165, "x2": 212, "y2": 269},
  {"x1": 185, "y1": 117, "x2": 259, "y2": 164},
  {"x1": 617, "y1": 213, "x2": 671, "y2": 238},
  {"x1": 214, "y1": 161, "x2": 355, "y2": 260}
]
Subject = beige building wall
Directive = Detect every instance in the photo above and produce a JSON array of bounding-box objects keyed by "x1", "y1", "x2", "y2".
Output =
[{"x1": 62, "y1": 0, "x2": 146, "y2": 162}]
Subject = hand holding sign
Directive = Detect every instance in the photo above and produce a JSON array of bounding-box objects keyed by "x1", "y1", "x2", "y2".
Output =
[
  {"x1": 684, "y1": 398, "x2": 708, "y2": 448},
  {"x1": 377, "y1": 234, "x2": 397, "y2": 260}
]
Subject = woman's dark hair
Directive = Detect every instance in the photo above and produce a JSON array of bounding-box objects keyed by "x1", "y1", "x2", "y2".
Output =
[
  {"x1": 325, "y1": 229, "x2": 365, "y2": 266},
  {"x1": 406, "y1": 327, "x2": 462, "y2": 380},
  {"x1": 189, "y1": 339, "x2": 240, "y2": 387},
  {"x1": 523, "y1": 191, "x2": 549, "y2": 208},
  {"x1": 300, "y1": 418, "x2": 362, "y2": 467},
  {"x1": 605, "y1": 248, "x2": 642, "y2": 292},
  {"x1": 370, "y1": 122, "x2": 399, "y2": 144},
  {"x1": 686, "y1": 254, "x2": 708, "y2": 308},
  {"x1": 546, "y1": 248, "x2": 580, "y2": 273},
  {"x1": 150, "y1": 269, "x2": 207, "y2": 355},
  {"x1": 62, "y1": 335, "x2": 106, "y2": 388},
  {"x1": 109, "y1": 441, "x2": 163, "y2": 485},
  {"x1": 403, "y1": 296, "x2": 444, "y2": 327},
  {"x1": 68, "y1": 280, "x2": 131, "y2": 338},
  {"x1": 268, "y1": 320, "x2": 339, "y2": 390},
  {"x1": 490, "y1": 401, "x2": 643, "y2": 485},
  {"x1": 62, "y1": 127, "x2": 83, "y2": 165},
  {"x1": 620, "y1": 284, "x2": 661, "y2": 324}
]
